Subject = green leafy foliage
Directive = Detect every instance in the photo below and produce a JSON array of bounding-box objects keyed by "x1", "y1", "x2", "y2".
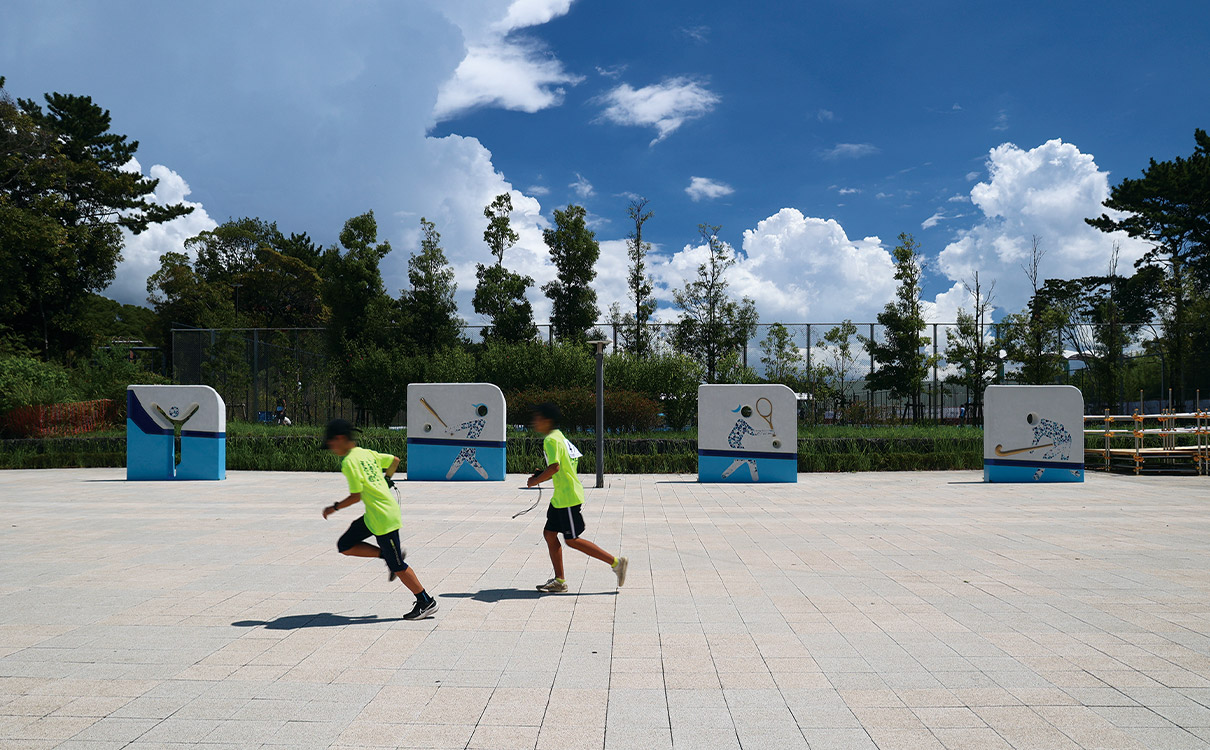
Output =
[
  {"x1": 760, "y1": 323, "x2": 803, "y2": 386},
  {"x1": 0, "y1": 79, "x2": 193, "y2": 358},
  {"x1": 474, "y1": 263, "x2": 538, "y2": 344},
  {"x1": 862, "y1": 233, "x2": 933, "y2": 420},
  {"x1": 671, "y1": 224, "x2": 759, "y2": 382},
  {"x1": 542, "y1": 204, "x2": 600, "y2": 343},
  {"x1": 609, "y1": 198, "x2": 657, "y2": 355},
  {"x1": 603, "y1": 352, "x2": 703, "y2": 430},
  {"x1": 507, "y1": 388, "x2": 662, "y2": 432},
  {"x1": 71, "y1": 347, "x2": 168, "y2": 412},
  {"x1": 399, "y1": 218, "x2": 463, "y2": 354},
  {"x1": 1087, "y1": 129, "x2": 1210, "y2": 403},
  {"x1": 0, "y1": 355, "x2": 77, "y2": 412}
]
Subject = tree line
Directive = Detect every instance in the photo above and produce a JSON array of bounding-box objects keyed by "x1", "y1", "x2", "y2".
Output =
[{"x1": 2, "y1": 77, "x2": 1207, "y2": 423}]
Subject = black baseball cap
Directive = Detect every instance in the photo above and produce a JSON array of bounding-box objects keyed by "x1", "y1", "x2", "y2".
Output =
[{"x1": 320, "y1": 418, "x2": 360, "y2": 448}]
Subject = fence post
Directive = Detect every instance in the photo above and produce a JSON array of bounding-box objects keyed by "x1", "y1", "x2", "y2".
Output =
[
  {"x1": 869, "y1": 323, "x2": 876, "y2": 409},
  {"x1": 612, "y1": 323, "x2": 618, "y2": 352},
  {"x1": 252, "y1": 329, "x2": 259, "y2": 420},
  {"x1": 932, "y1": 323, "x2": 939, "y2": 422},
  {"x1": 806, "y1": 323, "x2": 812, "y2": 375}
]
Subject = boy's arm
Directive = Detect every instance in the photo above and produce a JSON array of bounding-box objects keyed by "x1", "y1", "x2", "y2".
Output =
[
  {"x1": 384, "y1": 455, "x2": 400, "y2": 479},
  {"x1": 527, "y1": 463, "x2": 559, "y2": 487},
  {"x1": 323, "y1": 493, "x2": 360, "y2": 519}
]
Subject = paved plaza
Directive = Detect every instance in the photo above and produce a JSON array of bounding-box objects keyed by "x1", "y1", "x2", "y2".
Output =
[{"x1": 2, "y1": 468, "x2": 1210, "y2": 749}]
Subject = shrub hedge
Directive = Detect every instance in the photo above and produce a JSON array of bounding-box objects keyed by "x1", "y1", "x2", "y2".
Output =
[{"x1": 506, "y1": 388, "x2": 662, "y2": 432}]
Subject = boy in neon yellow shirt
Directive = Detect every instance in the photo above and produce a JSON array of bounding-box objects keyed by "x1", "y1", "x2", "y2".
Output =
[
  {"x1": 320, "y1": 419, "x2": 437, "y2": 620},
  {"x1": 527, "y1": 403, "x2": 628, "y2": 592}
]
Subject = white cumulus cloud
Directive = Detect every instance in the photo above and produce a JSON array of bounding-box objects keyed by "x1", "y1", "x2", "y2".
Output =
[
  {"x1": 685, "y1": 176, "x2": 734, "y2": 202},
  {"x1": 433, "y1": 0, "x2": 582, "y2": 121},
  {"x1": 935, "y1": 138, "x2": 1149, "y2": 317},
  {"x1": 108, "y1": 159, "x2": 216, "y2": 306},
  {"x1": 614, "y1": 209, "x2": 897, "y2": 326},
  {"x1": 596, "y1": 76, "x2": 719, "y2": 144}
]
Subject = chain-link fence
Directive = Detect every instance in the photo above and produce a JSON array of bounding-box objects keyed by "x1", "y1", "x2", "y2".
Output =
[
  {"x1": 172, "y1": 328, "x2": 356, "y2": 426},
  {"x1": 171, "y1": 321, "x2": 1201, "y2": 426}
]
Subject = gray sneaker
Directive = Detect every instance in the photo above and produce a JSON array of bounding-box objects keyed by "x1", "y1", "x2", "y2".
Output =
[
  {"x1": 613, "y1": 557, "x2": 629, "y2": 587},
  {"x1": 536, "y1": 578, "x2": 568, "y2": 593}
]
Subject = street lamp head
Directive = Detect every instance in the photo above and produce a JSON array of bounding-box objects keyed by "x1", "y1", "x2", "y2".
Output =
[{"x1": 587, "y1": 339, "x2": 610, "y2": 354}]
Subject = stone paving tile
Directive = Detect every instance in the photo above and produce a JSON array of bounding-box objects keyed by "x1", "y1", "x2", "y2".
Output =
[{"x1": 2, "y1": 468, "x2": 1210, "y2": 749}]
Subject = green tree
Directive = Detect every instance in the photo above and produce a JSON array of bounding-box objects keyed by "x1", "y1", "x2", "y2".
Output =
[
  {"x1": 321, "y1": 211, "x2": 395, "y2": 353},
  {"x1": 610, "y1": 197, "x2": 657, "y2": 354},
  {"x1": 399, "y1": 217, "x2": 462, "y2": 353},
  {"x1": 944, "y1": 273, "x2": 997, "y2": 424},
  {"x1": 483, "y1": 192, "x2": 519, "y2": 265},
  {"x1": 818, "y1": 320, "x2": 859, "y2": 408},
  {"x1": 1001, "y1": 237, "x2": 1066, "y2": 384},
  {"x1": 542, "y1": 204, "x2": 600, "y2": 343},
  {"x1": 1039, "y1": 250, "x2": 1161, "y2": 410},
  {"x1": 862, "y1": 233, "x2": 932, "y2": 421},
  {"x1": 1087, "y1": 129, "x2": 1210, "y2": 405},
  {"x1": 319, "y1": 211, "x2": 402, "y2": 422},
  {"x1": 671, "y1": 224, "x2": 759, "y2": 383},
  {"x1": 760, "y1": 323, "x2": 803, "y2": 386},
  {"x1": 0, "y1": 78, "x2": 193, "y2": 357},
  {"x1": 474, "y1": 193, "x2": 536, "y2": 344},
  {"x1": 474, "y1": 265, "x2": 538, "y2": 344}
]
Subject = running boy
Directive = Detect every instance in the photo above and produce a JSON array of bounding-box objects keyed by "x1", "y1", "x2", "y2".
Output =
[
  {"x1": 321, "y1": 418, "x2": 438, "y2": 620},
  {"x1": 527, "y1": 403, "x2": 628, "y2": 592}
]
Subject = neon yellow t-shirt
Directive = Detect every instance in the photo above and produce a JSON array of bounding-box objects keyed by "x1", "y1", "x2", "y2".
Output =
[
  {"x1": 544, "y1": 429, "x2": 584, "y2": 509},
  {"x1": 340, "y1": 446, "x2": 400, "y2": 535}
]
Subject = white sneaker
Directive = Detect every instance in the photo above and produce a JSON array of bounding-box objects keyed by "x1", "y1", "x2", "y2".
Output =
[
  {"x1": 536, "y1": 578, "x2": 568, "y2": 593},
  {"x1": 613, "y1": 557, "x2": 628, "y2": 587}
]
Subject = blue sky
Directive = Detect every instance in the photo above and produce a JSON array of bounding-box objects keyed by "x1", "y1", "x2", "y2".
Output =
[{"x1": 3, "y1": 0, "x2": 1208, "y2": 325}]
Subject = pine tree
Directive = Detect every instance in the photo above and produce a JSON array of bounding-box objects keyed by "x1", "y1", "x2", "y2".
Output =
[
  {"x1": 0, "y1": 78, "x2": 193, "y2": 356},
  {"x1": 1087, "y1": 129, "x2": 1210, "y2": 405}
]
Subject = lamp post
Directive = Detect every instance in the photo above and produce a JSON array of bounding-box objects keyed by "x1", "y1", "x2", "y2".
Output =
[{"x1": 588, "y1": 339, "x2": 609, "y2": 489}]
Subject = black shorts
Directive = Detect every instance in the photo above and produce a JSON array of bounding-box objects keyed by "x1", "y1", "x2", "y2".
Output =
[
  {"x1": 544, "y1": 503, "x2": 586, "y2": 540},
  {"x1": 337, "y1": 515, "x2": 408, "y2": 573}
]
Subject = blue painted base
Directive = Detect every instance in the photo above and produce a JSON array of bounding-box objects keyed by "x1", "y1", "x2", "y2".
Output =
[
  {"x1": 176, "y1": 436, "x2": 226, "y2": 480},
  {"x1": 985, "y1": 464, "x2": 1084, "y2": 483},
  {"x1": 407, "y1": 442, "x2": 506, "y2": 481},
  {"x1": 698, "y1": 454, "x2": 797, "y2": 483},
  {"x1": 126, "y1": 421, "x2": 174, "y2": 480}
]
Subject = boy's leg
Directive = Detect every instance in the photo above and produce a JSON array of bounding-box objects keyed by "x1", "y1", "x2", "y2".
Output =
[
  {"x1": 337, "y1": 517, "x2": 380, "y2": 558},
  {"x1": 341, "y1": 542, "x2": 382, "y2": 558},
  {"x1": 565, "y1": 537, "x2": 615, "y2": 565},
  {"x1": 378, "y1": 530, "x2": 438, "y2": 619},
  {"x1": 394, "y1": 567, "x2": 425, "y2": 595},
  {"x1": 561, "y1": 505, "x2": 629, "y2": 587},
  {"x1": 545, "y1": 529, "x2": 565, "y2": 580}
]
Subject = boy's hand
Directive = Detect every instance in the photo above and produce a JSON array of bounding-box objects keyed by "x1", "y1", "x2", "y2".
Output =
[
  {"x1": 526, "y1": 470, "x2": 544, "y2": 488},
  {"x1": 383, "y1": 470, "x2": 396, "y2": 489},
  {"x1": 322, "y1": 504, "x2": 336, "y2": 519}
]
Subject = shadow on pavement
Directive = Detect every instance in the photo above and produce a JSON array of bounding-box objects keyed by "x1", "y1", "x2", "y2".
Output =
[
  {"x1": 231, "y1": 612, "x2": 405, "y2": 630},
  {"x1": 441, "y1": 588, "x2": 618, "y2": 603}
]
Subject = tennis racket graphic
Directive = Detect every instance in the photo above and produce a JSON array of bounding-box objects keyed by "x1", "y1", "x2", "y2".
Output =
[{"x1": 756, "y1": 396, "x2": 775, "y2": 434}]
